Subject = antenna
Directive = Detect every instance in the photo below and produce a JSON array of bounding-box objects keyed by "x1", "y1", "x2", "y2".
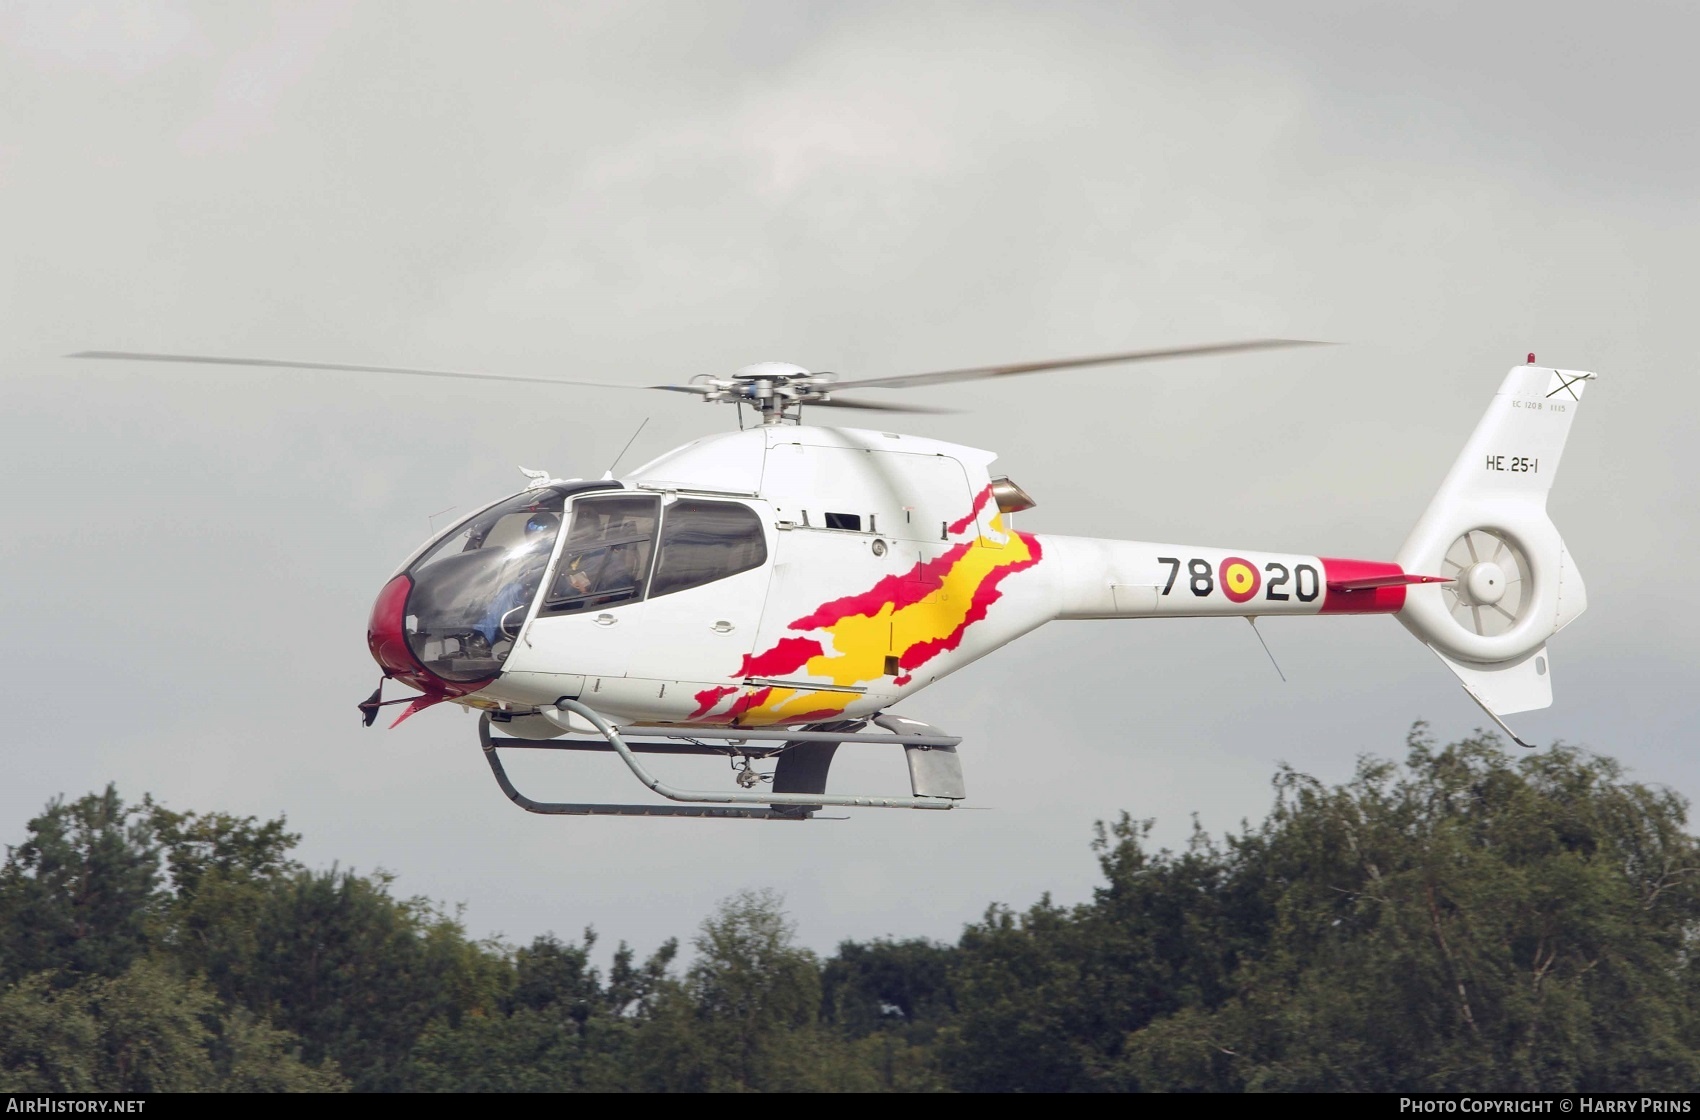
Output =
[
  {"x1": 603, "y1": 417, "x2": 649, "y2": 480},
  {"x1": 1246, "y1": 617, "x2": 1287, "y2": 682}
]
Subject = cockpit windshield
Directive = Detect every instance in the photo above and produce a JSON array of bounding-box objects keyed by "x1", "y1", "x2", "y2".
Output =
[{"x1": 403, "y1": 489, "x2": 568, "y2": 682}]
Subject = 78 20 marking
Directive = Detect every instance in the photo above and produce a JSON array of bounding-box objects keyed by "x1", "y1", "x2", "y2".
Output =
[{"x1": 1157, "y1": 557, "x2": 1319, "y2": 602}]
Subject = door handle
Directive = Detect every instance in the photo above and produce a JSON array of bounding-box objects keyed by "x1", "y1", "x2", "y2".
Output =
[
  {"x1": 595, "y1": 613, "x2": 617, "y2": 626},
  {"x1": 711, "y1": 620, "x2": 735, "y2": 633}
]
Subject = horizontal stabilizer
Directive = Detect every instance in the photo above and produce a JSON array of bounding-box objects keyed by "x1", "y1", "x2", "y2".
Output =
[{"x1": 1328, "y1": 573, "x2": 1452, "y2": 592}]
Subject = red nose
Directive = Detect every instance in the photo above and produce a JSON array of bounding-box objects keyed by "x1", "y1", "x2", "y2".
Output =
[
  {"x1": 367, "y1": 574, "x2": 421, "y2": 682},
  {"x1": 366, "y1": 573, "x2": 489, "y2": 699}
]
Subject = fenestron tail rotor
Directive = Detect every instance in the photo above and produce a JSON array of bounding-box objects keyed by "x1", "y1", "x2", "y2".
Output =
[
  {"x1": 68, "y1": 338, "x2": 1327, "y2": 425},
  {"x1": 1439, "y1": 528, "x2": 1530, "y2": 637}
]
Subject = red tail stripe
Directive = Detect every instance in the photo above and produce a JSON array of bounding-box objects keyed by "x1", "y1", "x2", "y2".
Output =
[{"x1": 1318, "y1": 558, "x2": 1408, "y2": 614}]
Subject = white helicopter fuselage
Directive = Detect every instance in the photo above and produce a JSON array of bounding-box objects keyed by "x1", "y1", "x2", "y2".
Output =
[
  {"x1": 364, "y1": 362, "x2": 1593, "y2": 753},
  {"x1": 450, "y1": 425, "x2": 1401, "y2": 730}
]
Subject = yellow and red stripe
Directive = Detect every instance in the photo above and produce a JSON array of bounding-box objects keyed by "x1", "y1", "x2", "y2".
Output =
[{"x1": 692, "y1": 485, "x2": 1042, "y2": 726}]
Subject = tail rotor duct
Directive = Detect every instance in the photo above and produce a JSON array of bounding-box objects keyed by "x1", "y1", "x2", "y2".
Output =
[{"x1": 1440, "y1": 528, "x2": 1530, "y2": 638}]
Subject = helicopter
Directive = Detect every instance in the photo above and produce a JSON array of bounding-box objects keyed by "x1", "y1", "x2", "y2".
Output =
[{"x1": 73, "y1": 344, "x2": 1596, "y2": 820}]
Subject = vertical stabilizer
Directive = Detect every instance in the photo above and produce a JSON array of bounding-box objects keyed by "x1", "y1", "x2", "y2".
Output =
[{"x1": 1396, "y1": 362, "x2": 1596, "y2": 726}]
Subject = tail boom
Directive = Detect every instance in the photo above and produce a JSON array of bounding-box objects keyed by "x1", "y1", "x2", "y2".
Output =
[
  {"x1": 1028, "y1": 360, "x2": 1595, "y2": 737},
  {"x1": 1041, "y1": 537, "x2": 1445, "y2": 620}
]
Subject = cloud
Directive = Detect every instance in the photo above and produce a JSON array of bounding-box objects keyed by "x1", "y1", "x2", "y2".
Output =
[
  {"x1": 0, "y1": 0, "x2": 203, "y2": 80},
  {"x1": 178, "y1": 1, "x2": 352, "y2": 153}
]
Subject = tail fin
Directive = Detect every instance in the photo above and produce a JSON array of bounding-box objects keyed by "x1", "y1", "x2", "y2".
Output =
[{"x1": 1396, "y1": 361, "x2": 1596, "y2": 739}]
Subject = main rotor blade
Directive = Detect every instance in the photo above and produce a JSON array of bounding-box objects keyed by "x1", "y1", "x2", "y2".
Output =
[
  {"x1": 806, "y1": 396, "x2": 956, "y2": 415},
  {"x1": 68, "y1": 351, "x2": 642, "y2": 391},
  {"x1": 828, "y1": 338, "x2": 1327, "y2": 391}
]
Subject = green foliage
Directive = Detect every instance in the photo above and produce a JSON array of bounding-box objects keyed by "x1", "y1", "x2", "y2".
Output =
[
  {"x1": 83, "y1": 956, "x2": 218, "y2": 1091},
  {"x1": 406, "y1": 1006, "x2": 591, "y2": 1092},
  {"x1": 822, "y1": 937, "x2": 955, "y2": 1037},
  {"x1": 1, "y1": 727, "x2": 1696, "y2": 1092},
  {"x1": 0, "y1": 786, "x2": 159, "y2": 984},
  {"x1": 0, "y1": 789, "x2": 349, "y2": 1091},
  {"x1": 210, "y1": 1006, "x2": 349, "y2": 1092},
  {"x1": 920, "y1": 728, "x2": 1700, "y2": 1092},
  {"x1": 686, "y1": 889, "x2": 822, "y2": 1081},
  {"x1": 635, "y1": 888, "x2": 858, "y2": 1092},
  {"x1": 222, "y1": 867, "x2": 500, "y2": 1089},
  {"x1": 937, "y1": 896, "x2": 1104, "y2": 1090},
  {"x1": 819, "y1": 938, "x2": 954, "y2": 1091},
  {"x1": 0, "y1": 961, "x2": 344, "y2": 1092},
  {"x1": 142, "y1": 798, "x2": 302, "y2": 899},
  {"x1": 401, "y1": 930, "x2": 673, "y2": 1092},
  {"x1": 1112, "y1": 730, "x2": 1700, "y2": 1092},
  {"x1": 0, "y1": 974, "x2": 98, "y2": 1092}
]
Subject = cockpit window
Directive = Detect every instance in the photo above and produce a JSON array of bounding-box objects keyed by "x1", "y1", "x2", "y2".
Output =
[
  {"x1": 403, "y1": 489, "x2": 567, "y2": 682},
  {"x1": 649, "y1": 500, "x2": 767, "y2": 599},
  {"x1": 545, "y1": 495, "x2": 660, "y2": 612}
]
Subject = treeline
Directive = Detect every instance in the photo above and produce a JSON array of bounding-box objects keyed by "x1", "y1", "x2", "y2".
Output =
[{"x1": 2, "y1": 726, "x2": 1698, "y2": 1092}]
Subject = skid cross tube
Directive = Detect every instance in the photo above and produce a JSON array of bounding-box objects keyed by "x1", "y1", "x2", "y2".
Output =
[
  {"x1": 557, "y1": 699, "x2": 957, "y2": 811},
  {"x1": 479, "y1": 717, "x2": 803, "y2": 818},
  {"x1": 478, "y1": 701, "x2": 961, "y2": 818}
]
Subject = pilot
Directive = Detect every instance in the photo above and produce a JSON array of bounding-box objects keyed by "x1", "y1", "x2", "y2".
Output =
[
  {"x1": 523, "y1": 512, "x2": 560, "y2": 538},
  {"x1": 473, "y1": 511, "x2": 561, "y2": 647},
  {"x1": 562, "y1": 541, "x2": 644, "y2": 597}
]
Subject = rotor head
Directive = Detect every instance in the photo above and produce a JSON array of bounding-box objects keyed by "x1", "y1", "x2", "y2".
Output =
[{"x1": 678, "y1": 362, "x2": 858, "y2": 424}]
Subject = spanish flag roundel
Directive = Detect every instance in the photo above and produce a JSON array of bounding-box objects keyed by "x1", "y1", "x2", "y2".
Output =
[{"x1": 1219, "y1": 556, "x2": 1261, "y2": 603}]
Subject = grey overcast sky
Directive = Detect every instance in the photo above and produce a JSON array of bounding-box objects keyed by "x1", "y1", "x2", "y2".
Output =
[{"x1": 2, "y1": 1, "x2": 1696, "y2": 958}]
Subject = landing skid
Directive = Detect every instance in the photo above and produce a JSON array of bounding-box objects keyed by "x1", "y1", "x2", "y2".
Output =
[{"x1": 479, "y1": 698, "x2": 966, "y2": 820}]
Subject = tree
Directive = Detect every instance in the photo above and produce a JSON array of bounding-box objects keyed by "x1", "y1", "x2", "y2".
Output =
[
  {"x1": 210, "y1": 1006, "x2": 348, "y2": 1092},
  {"x1": 0, "y1": 787, "x2": 159, "y2": 985},
  {"x1": 822, "y1": 937, "x2": 955, "y2": 1038},
  {"x1": 405, "y1": 1007, "x2": 587, "y2": 1093},
  {"x1": 221, "y1": 867, "x2": 502, "y2": 1090},
  {"x1": 144, "y1": 800, "x2": 304, "y2": 1008},
  {"x1": 401, "y1": 929, "x2": 674, "y2": 1092},
  {"x1": 5, "y1": 728, "x2": 1696, "y2": 1094},
  {"x1": 816, "y1": 937, "x2": 955, "y2": 1091},
  {"x1": 1114, "y1": 731, "x2": 1700, "y2": 1092},
  {"x1": 143, "y1": 799, "x2": 301, "y2": 899},
  {"x1": 0, "y1": 973, "x2": 98, "y2": 1092},
  {"x1": 938, "y1": 896, "x2": 1103, "y2": 1091},
  {"x1": 634, "y1": 889, "x2": 880, "y2": 1092},
  {"x1": 0, "y1": 960, "x2": 344, "y2": 1092}
]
